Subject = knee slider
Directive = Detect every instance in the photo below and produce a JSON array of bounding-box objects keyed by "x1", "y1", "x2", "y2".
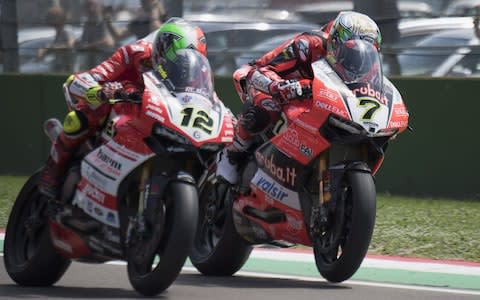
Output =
[{"x1": 63, "y1": 110, "x2": 88, "y2": 135}]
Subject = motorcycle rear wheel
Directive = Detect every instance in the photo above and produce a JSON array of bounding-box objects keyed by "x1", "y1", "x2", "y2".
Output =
[
  {"x1": 127, "y1": 181, "x2": 198, "y2": 296},
  {"x1": 3, "y1": 172, "x2": 71, "y2": 286},
  {"x1": 313, "y1": 170, "x2": 376, "y2": 282},
  {"x1": 190, "y1": 179, "x2": 252, "y2": 276}
]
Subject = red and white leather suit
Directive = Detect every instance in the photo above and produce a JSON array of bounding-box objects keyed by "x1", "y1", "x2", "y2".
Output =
[
  {"x1": 40, "y1": 40, "x2": 153, "y2": 195},
  {"x1": 231, "y1": 29, "x2": 329, "y2": 151},
  {"x1": 68, "y1": 39, "x2": 153, "y2": 136}
]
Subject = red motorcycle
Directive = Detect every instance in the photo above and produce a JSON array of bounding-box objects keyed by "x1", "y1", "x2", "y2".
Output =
[
  {"x1": 4, "y1": 50, "x2": 235, "y2": 296},
  {"x1": 190, "y1": 40, "x2": 410, "y2": 282}
]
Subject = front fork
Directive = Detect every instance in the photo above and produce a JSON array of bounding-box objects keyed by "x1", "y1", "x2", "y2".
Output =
[
  {"x1": 310, "y1": 145, "x2": 370, "y2": 237},
  {"x1": 310, "y1": 151, "x2": 330, "y2": 236},
  {"x1": 318, "y1": 151, "x2": 330, "y2": 205},
  {"x1": 138, "y1": 160, "x2": 153, "y2": 214},
  {"x1": 126, "y1": 160, "x2": 153, "y2": 245},
  {"x1": 124, "y1": 159, "x2": 195, "y2": 247}
]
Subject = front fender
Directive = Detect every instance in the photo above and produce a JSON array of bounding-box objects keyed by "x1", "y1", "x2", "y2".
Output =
[
  {"x1": 330, "y1": 161, "x2": 371, "y2": 174},
  {"x1": 328, "y1": 161, "x2": 372, "y2": 204},
  {"x1": 146, "y1": 171, "x2": 196, "y2": 205},
  {"x1": 142, "y1": 171, "x2": 197, "y2": 228}
]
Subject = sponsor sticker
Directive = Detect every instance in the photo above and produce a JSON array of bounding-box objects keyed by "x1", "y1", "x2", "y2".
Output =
[
  {"x1": 256, "y1": 152, "x2": 297, "y2": 187},
  {"x1": 251, "y1": 169, "x2": 301, "y2": 210},
  {"x1": 352, "y1": 83, "x2": 389, "y2": 105},
  {"x1": 146, "y1": 110, "x2": 165, "y2": 122},
  {"x1": 315, "y1": 101, "x2": 349, "y2": 118},
  {"x1": 318, "y1": 88, "x2": 339, "y2": 102},
  {"x1": 146, "y1": 103, "x2": 163, "y2": 114},
  {"x1": 286, "y1": 214, "x2": 303, "y2": 234},
  {"x1": 282, "y1": 128, "x2": 300, "y2": 147}
]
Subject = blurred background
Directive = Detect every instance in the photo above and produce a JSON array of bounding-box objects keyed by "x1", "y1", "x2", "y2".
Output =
[
  {"x1": 2, "y1": 0, "x2": 480, "y2": 77},
  {"x1": 3, "y1": 0, "x2": 480, "y2": 198}
]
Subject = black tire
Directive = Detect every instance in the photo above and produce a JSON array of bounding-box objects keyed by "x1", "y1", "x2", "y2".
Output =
[
  {"x1": 127, "y1": 181, "x2": 198, "y2": 296},
  {"x1": 3, "y1": 172, "x2": 71, "y2": 286},
  {"x1": 313, "y1": 170, "x2": 376, "y2": 282},
  {"x1": 190, "y1": 180, "x2": 252, "y2": 276}
]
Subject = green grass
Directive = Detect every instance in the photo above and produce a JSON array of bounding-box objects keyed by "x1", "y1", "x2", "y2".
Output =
[
  {"x1": 0, "y1": 176, "x2": 27, "y2": 229},
  {"x1": 1, "y1": 176, "x2": 479, "y2": 262},
  {"x1": 372, "y1": 195, "x2": 480, "y2": 262}
]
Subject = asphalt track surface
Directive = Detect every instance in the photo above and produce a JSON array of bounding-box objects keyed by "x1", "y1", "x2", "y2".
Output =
[
  {"x1": 1, "y1": 259, "x2": 479, "y2": 300},
  {"x1": 1, "y1": 232, "x2": 480, "y2": 300}
]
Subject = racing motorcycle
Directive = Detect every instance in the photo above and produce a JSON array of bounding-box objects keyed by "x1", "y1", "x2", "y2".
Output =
[
  {"x1": 3, "y1": 49, "x2": 235, "y2": 296},
  {"x1": 190, "y1": 39, "x2": 410, "y2": 282}
]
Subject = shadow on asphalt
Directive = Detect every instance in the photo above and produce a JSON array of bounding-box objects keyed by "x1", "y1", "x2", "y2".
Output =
[
  {"x1": 0, "y1": 284, "x2": 148, "y2": 299},
  {"x1": 0, "y1": 273, "x2": 348, "y2": 298},
  {"x1": 176, "y1": 272, "x2": 350, "y2": 290}
]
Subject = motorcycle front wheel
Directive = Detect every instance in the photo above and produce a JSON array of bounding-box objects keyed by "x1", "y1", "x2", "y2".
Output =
[
  {"x1": 3, "y1": 172, "x2": 71, "y2": 286},
  {"x1": 190, "y1": 179, "x2": 252, "y2": 276},
  {"x1": 313, "y1": 170, "x2": 376, "y2": 282},
  {"x1": 127, "y1": 181, "x2": 198, "y2": 296}
]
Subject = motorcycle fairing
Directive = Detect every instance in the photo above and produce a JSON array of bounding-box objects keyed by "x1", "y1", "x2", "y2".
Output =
[
  {"x1": 141, "y1": 72, "x2": 234, "y2": 146},
  {"x1": 49, "y1": 220, "x2": 91, "y2": 258},
  {"x1": 232, "y1": 139, "x2": 315, "y2": 244},
  {"x1": 73, "y1": 140, "x2": 154, "y2": 228},
  {"x1": 312, "y1": 59, "x2": 408, "y2": 135},
  {"x1": 234, "y1": 166, "x2": 312, "y2": 244},
  {"x1": 231, "y1": 87, "x2": 334, "y2": 244},
  {"x1": 271, "y1": 114, "x2": 331, "y2": 166},
  {"x1": 251, "y1": 169, "x2": 300, "y2": 210},
  {"x1": 311, "y1": 59, "x2": 354, "y2": 121},
  {"x1": 100, "y1": 102, "x2": 143, "y2": 145},
  {"x1": 345, "y1": 81, "x2": 392, "y2": 134},
  {"x1": 233, "y1": 191, "x2": 312, "y2": 244},
  {"x1": 384, "y1": 77, "x2": 409, "y2": 132}
]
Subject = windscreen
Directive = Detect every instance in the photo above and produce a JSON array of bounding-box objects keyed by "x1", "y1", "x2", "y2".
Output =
[
  {"x1": 155, "y1": 49, "x2": 215, "y2": 100},
  {"x1": 330, "y1": 39, "x2": 383, "y2": 89}
]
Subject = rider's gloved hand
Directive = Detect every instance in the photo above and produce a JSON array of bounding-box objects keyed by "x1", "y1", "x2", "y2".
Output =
[
  {"x1": 100, "y1": 81, "x2": 125, "y2": 101},
  {"x1": 85, "y1": 81, "x2": 125, "y2": 105},
  {"x1": 298, "y1": 79, "x2": 312, "y2": 99},
  {"x1": 270, "y1": 79, "x2": 312, "y2": 103}
]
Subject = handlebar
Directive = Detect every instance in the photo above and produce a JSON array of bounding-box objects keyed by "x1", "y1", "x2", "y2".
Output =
[
  {"x1": 301, "y1": 85, "x2": 312, "y2": 100},
  {"x1": 107, "y1": 91, "x2": 142, "y2": 104}
]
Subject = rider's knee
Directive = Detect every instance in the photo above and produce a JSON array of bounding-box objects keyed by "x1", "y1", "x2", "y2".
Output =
[{"x1": 63, "y1": 110, "x2": 88, "y2": 136}]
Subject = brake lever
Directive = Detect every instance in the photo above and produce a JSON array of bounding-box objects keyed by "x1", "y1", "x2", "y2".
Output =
[
  {"x1": 301, "y1": 86, "x2": 313, "y2": 100},
  {"x1": 108, "y1": 92, "x2": 142, "y2": 104}
]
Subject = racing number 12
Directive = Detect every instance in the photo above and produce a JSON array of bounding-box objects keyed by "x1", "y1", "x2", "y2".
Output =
[{"x1": 181, "y1": 107, "x2": 213, "y2": 134}]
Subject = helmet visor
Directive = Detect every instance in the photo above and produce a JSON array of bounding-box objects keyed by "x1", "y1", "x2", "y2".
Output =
[
  {"x1": 155, "y1": 49, "x2": 214, "y2": 99},
  {"x1": 331, "y1": 39, "x2": 383, "y2": 85}
]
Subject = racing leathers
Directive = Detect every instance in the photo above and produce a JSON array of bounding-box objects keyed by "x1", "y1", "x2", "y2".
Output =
[
  {"x1": 39, "y1": 40, "x2": 153, "y2": 197},
  {"x1": 217, "y1": 30, "x2": 330, "y2": 184}
]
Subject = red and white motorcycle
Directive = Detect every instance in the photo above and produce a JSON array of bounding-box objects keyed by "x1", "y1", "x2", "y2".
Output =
[
  {"x1": 4, "y1": 50, "x2": 235, "y2": 296},
  {"x1": 190, "y1": 39, "x2": 410, "y2": 282}
]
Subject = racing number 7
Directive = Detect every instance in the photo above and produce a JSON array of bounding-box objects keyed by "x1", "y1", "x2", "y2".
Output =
[
  {"x1": 181, "y1": 107, "x2": 213, "y2": 134},
  {"x1": 358, "y1": 98, "x2": 381, "y2": 120}
]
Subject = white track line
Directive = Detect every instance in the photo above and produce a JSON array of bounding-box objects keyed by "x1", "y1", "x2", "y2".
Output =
[{"x1": 250, "y1": 249, "x2": 480, "y2": 276}]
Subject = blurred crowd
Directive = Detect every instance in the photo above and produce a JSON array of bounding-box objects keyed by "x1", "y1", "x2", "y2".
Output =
[
  {"x1": 4, "y1": 0, "x2": 167, "y2": 72},
  {"x1": 2, "y1": 0, "x2": 480, "y2": 76}
]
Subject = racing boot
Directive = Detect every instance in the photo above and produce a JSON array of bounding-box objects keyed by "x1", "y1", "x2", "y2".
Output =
[
  {"x1": 216, "y1": 136, "x2": 251, "y2": 185},
  {"x1": 38, "y1": 132, "x2": 78, "y2": 199},
  {"x1": 216, "y1": 149, "x2": 240, "y2": 185}
]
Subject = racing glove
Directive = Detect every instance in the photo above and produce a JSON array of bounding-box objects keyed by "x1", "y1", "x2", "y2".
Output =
[
  {"x1": 269, "y1": 79, "x2": 312, "y2": 103},
  {"x1": 100, "y1": 81, "x2": 125, "y2": 101},
  {"x1": 85, "y1": 81, "x2": 124, "y2": 105}
]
